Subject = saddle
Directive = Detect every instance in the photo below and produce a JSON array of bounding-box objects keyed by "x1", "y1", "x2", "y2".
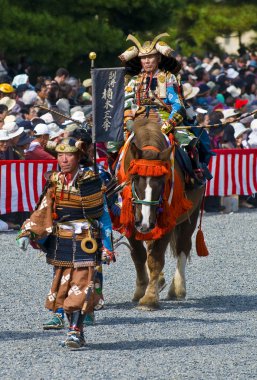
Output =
[{"x1": 175, "y1": 144, "x2": 212, "y2": 189}]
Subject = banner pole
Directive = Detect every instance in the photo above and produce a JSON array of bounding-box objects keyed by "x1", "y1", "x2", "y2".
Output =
[{"x1": 89, "y1": 51, "x2": 97, "y2": 173}]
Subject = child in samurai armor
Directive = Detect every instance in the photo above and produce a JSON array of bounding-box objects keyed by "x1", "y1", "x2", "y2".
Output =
[
  {"x1": 16, "y1": 137, "x2": 114, "y2": 349},
  {"x1": 42, "y1": 129, "x2": 120, "y2": 329}
]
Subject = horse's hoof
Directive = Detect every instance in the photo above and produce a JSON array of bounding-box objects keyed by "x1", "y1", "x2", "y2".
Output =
[
  {"x1": 136, "y1": 304, "x2": 159, "y2": 311},
  {"x1": 166, "y1": 291, "x2": 186, "y2": 301},
  {"x1": 132, "y1": 292, "x2": 145, "y2": 303},
  {"x1": 138, "y1": 296, "x2": 160, "y2": 310}
]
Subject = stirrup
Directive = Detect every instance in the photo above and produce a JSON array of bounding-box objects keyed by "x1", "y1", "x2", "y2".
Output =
[
  {"x1": 193, "y1": 168, "x2": 206, "y2": 187},
  {"x1": 194, "y1": 168, "x2": 204, "y2": 179}
]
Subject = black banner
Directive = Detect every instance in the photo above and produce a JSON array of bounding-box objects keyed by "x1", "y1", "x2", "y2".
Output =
[{"x1": 92, "y1": 67, "x2": 125, "y2": 142}]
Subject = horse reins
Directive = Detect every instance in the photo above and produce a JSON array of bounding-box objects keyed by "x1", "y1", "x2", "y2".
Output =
[{"x1": 131, "y1": 181, "x2": 162, "y2": 206}]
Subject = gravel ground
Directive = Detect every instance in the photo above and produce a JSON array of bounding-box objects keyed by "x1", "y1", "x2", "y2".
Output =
[{"x1": 1, "y1": 209, "x2": 257, "y2": 380}]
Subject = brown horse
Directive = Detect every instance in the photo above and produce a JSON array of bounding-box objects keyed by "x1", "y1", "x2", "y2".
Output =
[{"x1": 120, "y1": 120, "x2": 205, "y2": 310}]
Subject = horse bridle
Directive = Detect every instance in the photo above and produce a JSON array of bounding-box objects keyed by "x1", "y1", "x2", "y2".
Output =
[
  {"x1": 130, "y1": 144, "x2": 167, "y2": 207},
  {"x1": 131, "y1": 181, "x2": 162, "y2": 206}
]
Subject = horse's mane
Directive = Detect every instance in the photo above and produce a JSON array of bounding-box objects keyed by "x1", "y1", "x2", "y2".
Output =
[{"x1": 132, "y1": 120, "x2": 168, "y2": 159}]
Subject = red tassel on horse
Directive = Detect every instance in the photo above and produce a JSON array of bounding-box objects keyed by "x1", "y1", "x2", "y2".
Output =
[
  {"x1": 196, "y1": 228, "x2": 209, "y2": 257},
  {"x1": 195, "y1": 189, "x2": 209, "y2": 257},
  {"x1": 120, "y1": 186, "x2": 134, "y2": 226}
]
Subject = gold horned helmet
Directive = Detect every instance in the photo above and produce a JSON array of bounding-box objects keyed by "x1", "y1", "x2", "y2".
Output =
[{"x1": 119, "y1": 33, "x2": 174, "y2": 62}]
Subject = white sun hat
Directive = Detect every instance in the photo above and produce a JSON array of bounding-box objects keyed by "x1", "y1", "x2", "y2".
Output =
[
  {"x1": 48, "y1": 123, "x2": 64, "y2": 140},
  {"x1": 222, "y1": 108, "x2": 240, "y2": 120},
  {"x1": 3, "y1": 115, "x2": 16, "y2": 123},
  {"x1": 231, "y1": 122, "x2": 250, "y2": 138},
  {"x1": 3, "y1": 121, "x2": 24, "y2": 138},
  {"x1": 182, "y1": 83, "x2": 200, "y2": 100},
  {"x1": 0, "y1": 129, "x2": 11, "y2": 141},
  {"x1": 62, "y1": 110, "x2": 85, "y2": 126},
  {"x1": 226, "y1": 85, "x2": 241, "y2": 98},
  {"x1": 0, "y1": 96, "x2": 16, "y2": 111},
  {"x1": 40, "y1": 112, "x2": 54, "y2": 124}
]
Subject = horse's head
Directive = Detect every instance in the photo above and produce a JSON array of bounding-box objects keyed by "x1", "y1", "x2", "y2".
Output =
[{"x1": 129, "y1": 142, "x2": 172, "y2": 234}]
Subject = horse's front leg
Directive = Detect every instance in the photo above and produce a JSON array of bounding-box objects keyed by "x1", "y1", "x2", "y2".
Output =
[
  {"x1": 128, "y1": 237, "x2": 148, "y2": 302},
  {"x1": 138, "y1": 233, "x2": 170, "y2": 310}
]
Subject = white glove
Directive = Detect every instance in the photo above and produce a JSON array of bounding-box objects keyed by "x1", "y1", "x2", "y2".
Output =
[{"x1": 16, "y1": 237, "x2": 30, "y2": 251}]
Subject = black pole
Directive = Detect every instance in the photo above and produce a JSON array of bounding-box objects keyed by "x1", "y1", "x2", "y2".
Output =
[
  {"x1": 89, "y1": 52, "x2": 98, "y2": 174},
  {"x1": 93, "y1": 142, "x2": 97, "y2": 173}
]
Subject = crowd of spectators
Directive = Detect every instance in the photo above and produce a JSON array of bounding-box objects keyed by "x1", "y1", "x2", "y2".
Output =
[
  {"x1": 0, "y1": 66, "x2": 94, "y2": 230},
  {"x1": 0, "y1": 67, "x2": 94, "y2": 158},
  {"x1": 176, "y1": 51, "x2": 257, "y2": 211},
  {"x1": 0, "y1": 49, "x2": 257, "y2": 229}
]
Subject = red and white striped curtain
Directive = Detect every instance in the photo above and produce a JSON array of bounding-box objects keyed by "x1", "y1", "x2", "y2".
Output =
[
  {"x1": 1, "y1": 152, "x2": 257, "y2": 214},
  {"x1": 206, "y1": 149, "x2": 257, "y2": 196},
  {"x1": 0, "y1": 160, "x2": 58, "y2": 215},
  {"x1": 0, "y1": 158, "x2": 109, "y2": 215}
]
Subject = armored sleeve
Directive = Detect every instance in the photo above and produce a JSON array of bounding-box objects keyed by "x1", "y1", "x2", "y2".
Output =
[
  {"x1": 165, "y1": 74, "x2": 186, "y2": 127},
  {"x1": 124, "y1": 76, "x2": 137, "y2": 112}
]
